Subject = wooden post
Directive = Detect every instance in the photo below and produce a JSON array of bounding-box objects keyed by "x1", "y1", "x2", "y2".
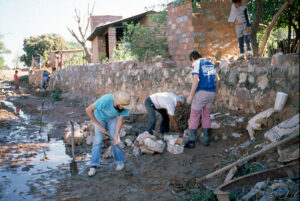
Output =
[{"x1": 197, "y1": 131, "x2": 299, "y2": 183}]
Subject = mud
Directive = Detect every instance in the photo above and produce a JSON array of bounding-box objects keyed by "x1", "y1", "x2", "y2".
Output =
[{"x1": 0, "y1": 76, "x2": 298, "y2": 201}]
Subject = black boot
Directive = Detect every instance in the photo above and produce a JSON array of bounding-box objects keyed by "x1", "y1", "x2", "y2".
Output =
[
  {"x1": 200, "y1": 128, "x2": 210, "y2": 146},
  {"x1": 184, "y1": 141, "x2": 195, "y2": 148},
  {"x1": 184, "y1": 129, "x2": 197, "y2": 148}
]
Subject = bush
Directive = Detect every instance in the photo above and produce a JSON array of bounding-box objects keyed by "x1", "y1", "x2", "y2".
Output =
[
  {"x1": 98, "y1": 53, "x2": 108, "y2": 62},
  {"x1": 19, "y1": 75, "x2": 29, "y2": 84},
  {"x1": 50, "y1": 90, "x2": 62, "y2": 101},
  {"x1": 183, "y1": 185, "x2": 218, "y2": 201},
  {"x1": 109, "y1": 43, "x2": 137, "y2": 62},
  {"x1": 122, "y1": 22, "x2": 168, "y2": 61}
]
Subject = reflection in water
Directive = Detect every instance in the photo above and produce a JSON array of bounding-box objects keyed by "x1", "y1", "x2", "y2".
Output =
[
  {"x1": 14, "y1": 107, "x2": 20, "y2": 115},
  {"x1": 70, "y1": 160, "x2": 78, "y2": 175},
  {"x1": 0, "y1": 100, "x2": 89, "y2": 201}
]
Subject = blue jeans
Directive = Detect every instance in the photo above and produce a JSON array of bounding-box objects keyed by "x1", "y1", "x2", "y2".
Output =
[
  {"x1": 238, "y1": 35, "x2": 251, "y2": 54},
  {"x1": 90, "y1": 117, "x2": 124, "y2": 167},
  {"x1": 144, "y1": 97, "x2": 170, "y2": 134},
  {"x1": 41, "y1": 77, "x2": 49, "y2": 89}
]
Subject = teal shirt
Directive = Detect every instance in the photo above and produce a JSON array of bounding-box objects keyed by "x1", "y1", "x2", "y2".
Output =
[{"x1": 93, "y1": 94, "x2": 130, "y2": 120}]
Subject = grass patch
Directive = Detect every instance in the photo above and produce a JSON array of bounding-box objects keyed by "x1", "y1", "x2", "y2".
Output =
[
  {"x1": 235, "y1": 162, "x2": 266, "y2": 179},
  {"x1": 19, "y1": 75, "x2": 29, "y2": 84},
  {"x1": 183, "y1": 185, "x2": 218, "y2": 201},
  {"x1": 50, "y1": 90, "x2": 62, "y2": 101}
]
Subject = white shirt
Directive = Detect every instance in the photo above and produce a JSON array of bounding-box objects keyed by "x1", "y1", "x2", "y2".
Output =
[
  {"x1": 150, "y1": 92, "x2": 177, "y2": 116},
  {"x1": 191, "y1": 59, "x2": 201, "y2": 74},
  {"x1": 228, "y1": 4, "x2": 247, "y2": 24}
]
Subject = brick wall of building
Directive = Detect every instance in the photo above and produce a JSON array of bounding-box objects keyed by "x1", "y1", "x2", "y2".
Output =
[
  {"x1": 91, "y1": 36, "x2": 106, "y2": 63},
  {"x1": 192, "y1": 1, "x2": 238, "y2": 60},
  {"x1": 108, "y1": 27, "x2": 117, "y2": 58},
  {"x1": 167, "y1": 2, "x2": 194, "y2": 67},
  {"x1": 167, "y1": 0, "x2": 239, "y2": 67}
]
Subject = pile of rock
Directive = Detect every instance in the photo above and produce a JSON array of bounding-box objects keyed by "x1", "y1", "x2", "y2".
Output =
[
  {"x1": 64, "y1": 121, "x2": 85, "y2": 146},
  {"x1": 131, "y1": 131, "x2": 184, "y2": 155},
  {"x1": 241, "y1": 179, "x2": 299, "y2": 201}
]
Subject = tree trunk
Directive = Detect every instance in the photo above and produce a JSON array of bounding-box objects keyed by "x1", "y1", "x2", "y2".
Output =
[
  {"x1": 258, "y1": 0, "x2": 295, "y2": 56},
  {"x1": 84, "y1": 46, "x2": 92, "y2": 63},
  {"x1": 292, "y1": 27, "x2": 299, "y2": 53},
  {"x1": 287, "y1": 17, "x2": 292, "y2": 53},
  {"x1": 250, "y1": 0, "x2": 263, "y2": 57}
]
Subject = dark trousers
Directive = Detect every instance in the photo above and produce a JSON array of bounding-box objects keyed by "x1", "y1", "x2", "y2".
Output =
[
  {"x1": 145, "y1": 97, "x2": 170, "y2": 134},
  {"x1": 238, "y1": 35, "x2": 251, "y2": 54}
]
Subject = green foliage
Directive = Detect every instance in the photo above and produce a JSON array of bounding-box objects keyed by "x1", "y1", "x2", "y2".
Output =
[
  {"x1": 19, "y1": 75, "x2": 29, "y2": 84},
  {"x1": 63, "y1": 53, "x2": 85, "y2": 66},
  {"x1": 183, "y1": 185, "x2": 218, "y2": 201},
  {"x1": 50, "y1": 90, "x2": 62, "y2": 101},
  {"x1": 20, "y1": 34, "x2": 67, "y2": 67},
  {"x1": 98, "y1": 53, "x2": 108, "y2": 62},
  {"x1": 67, "y1": 41, "x2": 82, "y2": 50},
  {"x1": 235, "y1": 162, "x2": 266, "y2": 178},
  {"x1": 109, "y1": 44, "x2": 136, "y2": 62},
  {"x1": 122, "y1": 22, "x2": 168, "y2": 61},
  {"x1": 248, "y1": 0, "x2": 299, "y2": 30},
  {"x1": 0, "y1": 34, "x2": 11, "y2": 68}
]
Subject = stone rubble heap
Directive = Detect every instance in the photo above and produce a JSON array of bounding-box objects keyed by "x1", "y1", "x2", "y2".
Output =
[
  {"x1": 64, "y1": 121, "x2": 185, "y2": 157},
  {"x1": 241, "y1": 179, "x2": 299, "y2": 201}
]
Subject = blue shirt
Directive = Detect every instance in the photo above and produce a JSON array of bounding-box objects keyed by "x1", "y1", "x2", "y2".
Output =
[
  {"x1": 93, "y1": 94, "x2": 130, "y2": 120},
  {"x1": 43, "y1": 71, "x2": 49, "y2": 78},
  {"x1": 191, "y1": 58, "x2": 216, "y2": 92}
]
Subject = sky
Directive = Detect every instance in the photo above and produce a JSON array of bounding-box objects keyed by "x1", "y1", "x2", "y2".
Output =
[{"x1": 0, "y1": 0, "x2": 168, "y2": 67}]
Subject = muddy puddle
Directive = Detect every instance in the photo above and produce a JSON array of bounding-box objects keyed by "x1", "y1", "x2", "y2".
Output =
[{"x1": 0, "y1": 100, "x2": 89, "y2": 201}]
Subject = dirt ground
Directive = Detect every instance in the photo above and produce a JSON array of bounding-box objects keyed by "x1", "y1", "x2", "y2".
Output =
[{"x1": 0, "y1": 73, "x2": 298, "y2": 201}]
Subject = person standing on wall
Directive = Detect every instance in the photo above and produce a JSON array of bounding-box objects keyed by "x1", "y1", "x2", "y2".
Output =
[
  {"x1": 86, "y1": 91, "x2": 134, "y2": 177},
  {"x1": 228, "y1": 0, "x2": 252, "y2": 60},
  {"x1": 185, "y1": 51, "x2": 220, "y2": 148},
  {"x1": 144, "y1": 92, "x2": 186, "y2": 135}
]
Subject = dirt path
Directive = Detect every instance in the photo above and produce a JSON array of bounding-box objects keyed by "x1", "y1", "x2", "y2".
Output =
[{"x1": 1, "y1": 78, "x2": 298, "y2": 201}]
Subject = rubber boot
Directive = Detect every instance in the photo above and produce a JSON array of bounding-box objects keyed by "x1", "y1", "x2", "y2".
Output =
[
  {"x1": 200, "y1": 128, "x2": 210, "y2": 146},
  {"x1": 184, "y1": 129, "x2": 197, "y2": 148}
]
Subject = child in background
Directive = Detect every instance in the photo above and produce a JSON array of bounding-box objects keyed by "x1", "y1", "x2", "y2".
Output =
[
  {"x1": 228, "y1": 0, "x2": 252, "y2": 60},
  {"x1": 14, "y1": 70, "x2": 19, "y2": 90}
]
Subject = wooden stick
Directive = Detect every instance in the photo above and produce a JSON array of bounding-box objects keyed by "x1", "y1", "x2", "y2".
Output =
[
  {"x1": 70, "y1": 120, "x2": 75, "y2": 160},
  {"x1": 197, "y1": 131, "x2": 299, "y2": 183},
  {"x1": 38, "y1": 101, "x2": 44, "y2": 136}
]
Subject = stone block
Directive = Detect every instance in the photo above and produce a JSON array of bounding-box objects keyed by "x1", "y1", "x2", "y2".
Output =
[
  {"x1": 264, "y1": 114, "x2": 299, "y2": 142},
  {"x1": 257, "y1": 75, "x2": 269, "y2": 90}
]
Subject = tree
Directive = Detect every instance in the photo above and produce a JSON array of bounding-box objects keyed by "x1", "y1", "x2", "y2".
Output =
[
  {"x1": 249, "y1": 0, "x2": 263, "y2": 57},
  {"x1": 20, "y1": 34, "x2": 66, "y2": 67},
  {"x1": 67, "y1": 41, "x2": 82, "y2": 50},
  {"x1": 0, "y1": 34, "x2": 11, "y2": 68},
  {"x1": 258, "y1": 0, "x2": 295, "y2": 56},
  {"x1": 248, "y1": 0, "x2": 296, "y2": 56},
  {"x1": 276, "y1": 0, "x2": 300, "y2": 53},
  {"x1": 67, "y1": 3, "x2": 94, "y2": 63}
]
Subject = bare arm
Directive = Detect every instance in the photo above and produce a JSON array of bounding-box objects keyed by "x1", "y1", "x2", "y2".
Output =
[
  {"x1": 215, "y1": 73, "x2": 220, "y2": 94},
  {"x1": 113, "y1": 115, "x2": 124, "y2": 145},
  {"x1": 85, "y1": 104, "x2": 106, "y2": 133},
  {"x1": 187, "y1": 75, "x2": 199, "y2": 104},
  {"x1": 169, "y1": 115, "x2": 181, "y2": 134},
  {"x1": 213, "y1": 73, "x2": 220, "y2": 105}
]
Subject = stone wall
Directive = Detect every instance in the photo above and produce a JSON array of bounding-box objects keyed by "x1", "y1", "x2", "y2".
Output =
[
  {"x1": 28, "y1": 69, "x2": 44, "y2": 86},
  {"x1": 48, "y1": 55, "x2": 299, "y2": 114},
  {"x1": 167, "y1": 0, "x2": 239, "y2": 66}
]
